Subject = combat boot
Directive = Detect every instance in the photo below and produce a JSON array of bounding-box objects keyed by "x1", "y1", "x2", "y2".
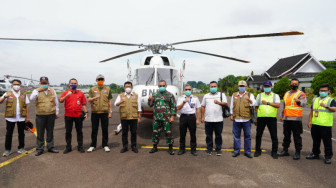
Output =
[
  {"x1": 149, "y1": 144, "x2": 158, "y2": 153},
  {"x1": 293, "y1": 151, "x2": 300, "y2": 160},
  {"x1": 168, "y1": 144, "x2": 175, "y2": 155},
  {"x1": 278, "y1": 149, "x2": 289, "y2": 157}
]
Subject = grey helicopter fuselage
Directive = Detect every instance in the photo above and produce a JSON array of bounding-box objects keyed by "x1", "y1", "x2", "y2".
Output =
[{"x1": 129, "y1": 54, "x2": 183, "y2": 119}]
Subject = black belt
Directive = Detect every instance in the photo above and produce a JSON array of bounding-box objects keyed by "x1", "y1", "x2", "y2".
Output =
[{"x1": 181, "y1": 114, "x2": 195, "y2": 117}]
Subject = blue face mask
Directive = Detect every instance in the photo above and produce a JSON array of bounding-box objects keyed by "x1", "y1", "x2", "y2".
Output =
[
  {"x1": 210, "y1": 88, "x2": 217, "y2": 93},
  {"x1": 41, "y1": 85, "x2": 48, "y2": 89},
  {"x1": 70, "y1": 84, "x2": 77, "y2": 90},
  {"x1": 239, "y1": 87, "x2": 246, "y2": 92},
  {"x1": 319, "y1": 92, "x2": 328, "y2": 97},
  {"x1": 159, "y1": 87, "x2": 166, "y2": 92},
  {"x1": 264, "y1": 87, "x2": 271, "y2": 93},
  {"x1": 185, "y1": 90, "x2": 191, "y2": 96}
]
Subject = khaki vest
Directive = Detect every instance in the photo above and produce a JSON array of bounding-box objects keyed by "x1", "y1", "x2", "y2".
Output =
[
  {"x1": 35, "y1": 88, "x2": 56, "y2": 115},
  {"x1": 91, "y1": 86, "x2": 110, "y2": 113},
  {"x1": 5, "y1": 91, "x2": 27, "y2": 118},
  {"x1": 232, "y1": 92, "x2": 251, "y2": 119},
  {"x1": 119, "y1": 93, "x2": 139, "y2": 120}
]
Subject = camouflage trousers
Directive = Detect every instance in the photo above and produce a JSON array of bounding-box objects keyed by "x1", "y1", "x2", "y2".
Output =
[{"x1": 152, "y1": 120, "x2": 174, "y2": 145}]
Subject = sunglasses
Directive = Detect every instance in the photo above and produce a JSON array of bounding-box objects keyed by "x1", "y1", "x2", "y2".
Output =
[
  {"x1": 97, "y1": 78, "x2": 104, "y2": 81},
  {"x1": 320, "y1": 90, "x2": 328, "y2": 92},
  {"x1": 185, "y1": 89, "x2": 191, "y2": 91},
  {"x1": 158, "y1": 85, "x2": 166, "y2": 87}
]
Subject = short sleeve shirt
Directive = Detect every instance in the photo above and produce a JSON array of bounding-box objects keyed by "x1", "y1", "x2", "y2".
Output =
[
  {"x1": 61, "y1": 89, "x2": 87, "y2": 117},
  {"x1": 201, "y1": 92, "x2": 227, "y2": 122},
  {"x1": 177, "y1": 95, "x2": 201, "y2": 114}
]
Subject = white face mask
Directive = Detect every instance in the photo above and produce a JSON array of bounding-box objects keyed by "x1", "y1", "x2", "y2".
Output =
[
  {"x1": 13, "y1": 85, "x2": 21, "y2": 91},
  {"x1": 125, "y1": 88, "x2": 132, "y2": 93}
]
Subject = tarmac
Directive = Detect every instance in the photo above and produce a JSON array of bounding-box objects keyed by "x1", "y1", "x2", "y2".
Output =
[{"x1": 0, "y1": 94, "x2": 336, "y2": 187}]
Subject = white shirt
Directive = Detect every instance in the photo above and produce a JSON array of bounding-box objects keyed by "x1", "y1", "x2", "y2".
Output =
[
  {"x1": 114, "y1": 92, "x2": 142, "y2": 112},
  {"x1": 1, "y1": 90, "x2": 30, "y2": 122},
  {"x1": 230, "y1": 91, "x2": 256, "y2": 122},
  {"x1": 30, "y1": 88, "x2": 59, "y2": 115},
  {"x1": 177, "y1": 95, "x2": 201, "y2": 114},
  {"x1": 201, "y1": 92, "x2": 227, "y2": 122}
]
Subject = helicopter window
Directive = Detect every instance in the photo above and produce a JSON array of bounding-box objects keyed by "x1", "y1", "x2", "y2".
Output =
[
  {"x1": 156, "y1": 68, "x2": 179, "y2": 86},
  {"x1": 135, "y1": 68, "x2": 155, "y2": 85},
  {"x1": 144, "y1": 56, "x2": 153, "y2": 65},
  {"x1": 161, "y1": 57, "x2": 170, "y2": 66}
]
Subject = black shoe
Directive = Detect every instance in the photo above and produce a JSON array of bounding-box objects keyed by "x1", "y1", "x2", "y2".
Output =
[
  {"x1": 306, "y1": 153, "x2": 320, "y2": 160},
  {"x1": 48, "y1": 148, "x2": 59, "y2": 153},
  {"x1": 178, "y1": 150, "x2": 185, "y2": 155},
  {"x1": 216, "y1": 150, "x2": 222, "y2": 156},
  {"x1": 120, "y1": 147, "x2": 128, "y2": 153},
  {"x1": 168, "y1": 145, "x2": 175, "y2": 155},
  {"x1": 254, "y1": 151, "x2": 261, "y2": 157},
  {"x1": 191, "y1": 150, "x2": 198, "y2": 156},
  {"x1": 244, "y1": 153, "x2": 253, "y2": 158},
  {"x1": 131, "y1": 147, "x2": 138, "y2": 153},
  {"x1": 232, "y1": 152, "x2": 240, "y2": 157},
  {"x1": 206, "y1": 150, "x2": 212, "y2": 155},
  {"x1": 271, "y1": 152, "x2": 278, "y2": 159},
  {"x1": 63, "y1": 148, "x2": 72, "y2": 154},
  {"x1": 149, "y1": 145, "x2": 158, "y2": 153},
  {"x1": 278, "y1": 150, "x2": 289, "y2": 157},
  {"x1": 293, "y1": 151, "x2": 300, "y2": 160},
  {"x1": 35, "y1": 150, "x2": 43, "y2": 156},
  {"x1": 324, "y1": 158, "x2": 332, "y2": 164},
  {"x1": 78, "y1": 147, "x2": 85, "y2": 153}
]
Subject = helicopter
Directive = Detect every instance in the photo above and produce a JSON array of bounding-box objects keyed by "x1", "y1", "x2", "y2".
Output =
[
  {"x1": 0, "y1": 74, "x2": 39, "y2": 95},
  {"x1": 0, "y1": 31, "x2": 303, "y2": 134}
]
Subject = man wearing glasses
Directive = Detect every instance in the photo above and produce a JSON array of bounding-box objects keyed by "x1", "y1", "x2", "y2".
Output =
[
  {"x1": 87, "y1": 74, "x2": 113, "y2": 153},
  {"x1": 307, "y1": 83, "x2": 336, "y2": 164},
  {"x1": 176, "y1": 84, "x2": 200, "y2": 156},
  {"x1": 148, "y1": 80, "x2": 177, "y2": 155}
]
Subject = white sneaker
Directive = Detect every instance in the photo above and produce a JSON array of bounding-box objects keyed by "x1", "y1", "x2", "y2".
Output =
[
  {"x1": 104, "y1": 146, "x2": 110, "y2": 152},
  {"x1": 87, "y1": 147, "x2": 96, "y2": 153},
  {"x1": 17, "y1": 148, "x2": 28, "y2": 154},
  {"x1": 2, "y1": 150, "x2": 12, "y2": 157}
]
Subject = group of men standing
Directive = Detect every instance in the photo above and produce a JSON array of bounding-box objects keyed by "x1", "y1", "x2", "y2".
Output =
[{"x1": 0, "y1": 75, "x2": 335, "y2": 164}]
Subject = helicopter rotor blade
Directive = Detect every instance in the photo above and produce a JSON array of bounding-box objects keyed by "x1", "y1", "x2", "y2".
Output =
[
  {"x1": 100, "y1": 49, "x2": 147, "y2": 63},
  {"x1": 0, "y1": 37, "x2": 141, "y2": 47},
  {"x1": 171, "y1": 31, "x2": 304, "y2": 46},
  {"x1": 172, "y1": 48, "x2": 249, "y2": 63}
]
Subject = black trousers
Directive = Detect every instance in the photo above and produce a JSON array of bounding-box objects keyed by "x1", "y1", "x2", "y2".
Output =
[
  {"x1": 179, "y1": 114, "x2": 197, "y2": 151},
  {"x1": 255, "y1": 117, "x2": 278, "y2": 153},
  {"x1": 90, "y1": 113, "x2": 109, "y2": 147},
  {"x1": 36, "y1": 114, "x2": 56, "y2": 151},
  {"x1": 5, "y1": 120, "x2": 25, "y2": 150},
  {"x1": 205, "y1": 121, "x2": 223, "y2": 151},
  {"x1": 282, "y1": 120, "x2": 303, "y2": 151},
  {"x1": 65, "y1": 116, "x2": 83, "y2": 149},
  {"x1": 311, "y1": 124, "x2": 333, "y2": 159},
  {"x1": 121, "y1": 119, "x2": 137, "y2": 148}
]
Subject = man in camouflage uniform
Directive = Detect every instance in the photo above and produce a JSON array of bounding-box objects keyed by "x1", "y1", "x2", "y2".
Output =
[{"x1": 148, "y1": 80, "x2": 177, "y2": 155}]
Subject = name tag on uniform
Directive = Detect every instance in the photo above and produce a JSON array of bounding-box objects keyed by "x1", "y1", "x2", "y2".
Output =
[
  {"x1": 234, "y1": 96, "x2": 238, "y2": 100},
  {"x1": 21, "y1": 95, "x2": 25, "y2": 98},
  {"x1": 93, "y1": 90, "x2": 98, "y2": 93},
  {"x1": 132, "y1": 96, "x2": 136, "y2": 100},
  {"x1": 8, "y1": 96, "x2": 13, "y2": 99},
  {"x1": 77, "y1": 100, "x2": 80, "y2": 105},
  {"x1": 103, "y1": 90, "x2": 108, "y2": 94}
]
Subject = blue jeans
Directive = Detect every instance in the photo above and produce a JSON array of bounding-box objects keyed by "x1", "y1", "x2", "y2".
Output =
[
  {"x1": 205, "y1": 121, "x2": 223, "y2": 151},
  {"x1": 233, "y1": 120, "x2": 251, "y2": 154}
]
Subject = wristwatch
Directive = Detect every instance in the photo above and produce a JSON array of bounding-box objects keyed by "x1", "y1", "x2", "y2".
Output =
[
  {"x1": 267, "y1": 102, "x2": 270, "y2": 105},
  {"x1": 109, "y1": 111, "x2": 113, "y2": 113}
]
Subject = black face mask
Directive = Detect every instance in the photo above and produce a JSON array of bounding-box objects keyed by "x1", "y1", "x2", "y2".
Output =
[{"x1": 291, "y1": 85, "x2": 298, "y2": 90}]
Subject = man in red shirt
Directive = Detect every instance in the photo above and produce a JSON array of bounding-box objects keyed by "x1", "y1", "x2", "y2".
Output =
[{"x1": 59, "y1": 78, "x2": 88, "y2": 154}]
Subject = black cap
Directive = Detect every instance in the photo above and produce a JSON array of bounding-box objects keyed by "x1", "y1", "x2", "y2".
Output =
[{"x1": 40, "y1": 76, "x2": 48, "y2": 81}]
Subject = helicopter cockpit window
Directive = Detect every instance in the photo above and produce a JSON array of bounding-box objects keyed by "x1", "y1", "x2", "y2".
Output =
[
  {"x1": 144, "y1": 56, "x2": 153, "y2": 65},
  {"x1": 161, "y1": 56, "x2": 170, "y2": 66},
  {"x1": 134, "y1": 68, "x2": 155, "y2": 85},
  {"x1": 156, "y1": 68, "x2": 179, "y2": 86}
]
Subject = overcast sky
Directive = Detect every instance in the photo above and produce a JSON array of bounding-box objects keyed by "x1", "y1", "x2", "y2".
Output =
[{"x1": 0, "y1": 0, "x2": 335, "y2": 85}]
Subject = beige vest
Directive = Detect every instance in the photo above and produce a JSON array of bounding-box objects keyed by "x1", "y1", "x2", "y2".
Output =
[
  {"x1": 119, "y1": 93, "x2": 139, "y2": 120},
  {"x1": 35, "y1": 88, "x2": 56, "y2": 115},
  {"x1": 91, "y1": 86, "x2": 110, "y2": 113},
  {"x1": 5, "y1": 91, "x2": 27, "y2": 118},
  {"x1": 232, "y1": 92, "x2": 251, "y2": 119}
]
